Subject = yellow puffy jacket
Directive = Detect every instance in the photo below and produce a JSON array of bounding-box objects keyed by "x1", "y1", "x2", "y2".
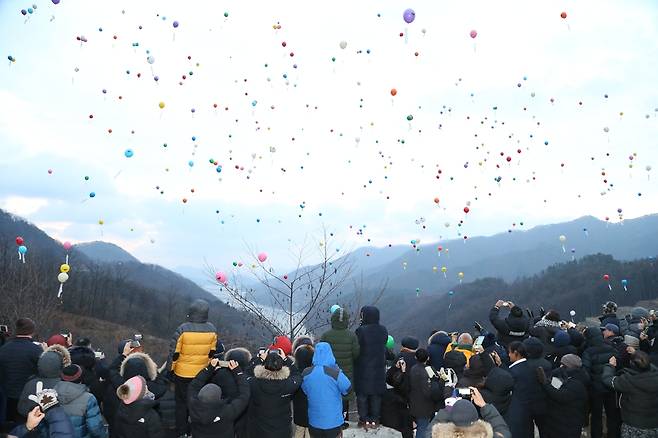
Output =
[{"x1": 444, "y1": 343, "x2": 475, "y2": 366}]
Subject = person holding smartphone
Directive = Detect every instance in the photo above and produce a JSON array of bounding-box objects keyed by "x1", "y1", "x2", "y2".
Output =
[{"x1": 489, "y1": 300, "x2": 530, "y2": 348}]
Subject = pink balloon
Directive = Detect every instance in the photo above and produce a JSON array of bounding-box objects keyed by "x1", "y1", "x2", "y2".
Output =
[
  {"x1": 258, "y1": 252, "x2": 268, "y2": 263},
  {"x1": 470, "y1": 30, "x2": 478, "y2": 39},
  {"x1": 215, "y1": 271, "x2": 227, "y2": 283},
  {"x1": 63, "y1": 241, "x2": 72, "y2": 251}
]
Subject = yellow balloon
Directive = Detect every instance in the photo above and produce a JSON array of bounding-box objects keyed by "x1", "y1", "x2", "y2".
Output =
[
  {"x1": 458, "y1": 272, "x2": 464, "y2": 278},
  {"x1": 158, "y1": 101, "x2": 165, "y2": 109},
  {"x1": 60, "y1": 264, "x2": 70, "y2": 273},
  {"x1": 98, "y1": 219, "x2": 104, "y2": 225},
  {"x1": 441, "y1": 266, "x2": 447, "y2": 273}
]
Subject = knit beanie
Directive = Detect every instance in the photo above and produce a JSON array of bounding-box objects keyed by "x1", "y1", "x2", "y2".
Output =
[
  {"x1": 198, "y1": 383, "x2": 222, "y2": 403},
  {"x1": 631, "y1": 307, "x2": 649, "y2": 320},
  {"x1": 15, "y1": 318, "x2": 36, "y2": 336},
  {"x1": 269, "y1": 336, "x2": 292, "y2": 356},
  {"x1": 61, "y1": 364, "x2": 83, "y2": 383},
  {"x1": 117, "y1": 375, "x2": 147, "y2": 405},
  {"x1": 47, "y1": 334, "x2": 68, "y2": 347},
  {"x1": 448, "y1": 399, "x2": 479, "y2": 427},
  {"x1": 401, "y1": 336, "x2": 419, "y2": 350},
  {"x1": 264, "y1": 352, "x2": 284, "y2": 371},
  {"x1": 624, "y1": 335, "x2": 640, "y2": 348},
  {"x1": 560, "y1": 354, "x2": 582, "y2": 369},
  {"x1": 552, "y1": 330, "x2": 571, "y2": 348}
]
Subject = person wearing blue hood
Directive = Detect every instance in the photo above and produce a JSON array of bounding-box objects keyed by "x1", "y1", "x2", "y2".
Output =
[
  {"x1": 301, "y1": 343, "x2": 351, "y2": 437},
  {"x1": 427, "y1": 331, "x2": 451, "y2": 370},
  {"x1": 354, "y1": 306, "x2": 388, "y2": 431}
]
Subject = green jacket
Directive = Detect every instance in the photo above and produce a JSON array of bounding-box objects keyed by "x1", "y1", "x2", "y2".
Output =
[{"x1": 320, "y1": 308, "x2": 360, "y2": 399}]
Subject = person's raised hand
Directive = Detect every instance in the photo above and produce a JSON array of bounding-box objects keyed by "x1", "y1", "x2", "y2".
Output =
[
  {"x1": 277, "y1": 348, "x2": 287, "y2": 360},
  {"x1": 228, "y1": 360, "x2": 240, "y2": 371},
  {"x1": 122, "y1": 342, "x2": 133, "y2": 357},
  {"x1": 26, "y1": 406, "x2": 44, "y2": 431},
  {"x1": 490, "y1": 351, "x2": 502, "y2": 367},
  {"x1": 469, "y1": 387, "x2": 486, "y2": 408},
  {"x1": 609, "y1": 356, "x2": 617, "y2": 367},
  {"x1": 210, "y1": 358, "x2": 219, "y2": 368},
  {"x1": 627, "y1": 346, "x2": 636, "y2": 355},
  {"x1": 640, "y1": 332, "x2": 649, "y2": 341},
  {"x1": 495, "y1": 300, "x2": 505, "y2": 308},
  {"x1": 258, "y1": 350, "x2": 267, "y2": 361}
]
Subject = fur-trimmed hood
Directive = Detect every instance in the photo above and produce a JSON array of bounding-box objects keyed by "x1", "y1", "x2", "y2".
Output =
[
  {"x1": 38, "y1": 344, "x2": 72, "y2": 378},
  {"x1": 120, "y1": 352, "x2": 158, "y2": 381},
  {"x1": 292, "y1": 336, "x2": 314, "y2": 353},
  {"x1": 254, "y1": 364, "x2": 291, "y2": 381},
  {"x1": 432, "y1": 420, "x2": 493, "y2": 438},
  {"x1": 224, "y1": 347, "x2": 252, "y2": 369},
  {"x1": 46, "y1": 344, "x2": 72, "y2": 367}
]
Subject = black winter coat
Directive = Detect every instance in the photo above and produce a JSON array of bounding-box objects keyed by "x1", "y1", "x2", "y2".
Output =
[
  {"x1": 602, "y1": 364, "x2": 658, "y2": 429},
  {"x1": 427, "y1": 332, "x2": 451, "y2": 370},
  {"x1": 489, "y1": 307, "x2": 529, "y2": 347},
  {"x1": 480, "y1": 367, "x2": 514, "y2": 415},
  {"x1": 541, "y1": 367, "x2": 589, "y2": 438},
  {"x1": 354, "y1": 306, "x2": 388, "y2": 395},
  {"x1": 0, "y1": 337, "x2": 43, "y2": 398},
  {"x1": 113, "y1": 399, "x2": 163, "y2": 438},
  {"x1": 380, "y1": 366, "x2": 413, "y2": 438},
  {"x1": 406, "y1": 363, "x2": 442, "y2": 419},
  {"x1": 581, "y1": 328, "x2": 616, "y2": 393},
  {"x1": 69, "y1": 346, "x2": 104, "y2": 405},
  {"x1": 292, "y1": 345, "x2": 314, "y2": 427},
  {"x1": 188, "y1": 366, "x2": 250, "y2": 438},
  {"x1": 545, "y1": 344, "x2": 578, "y2": 369},
  {"x1": 246, "y1": 357, "x2": 301, "y2": 438},
  {"x1": 504, "y1": 358, "x2": 551, "y2": 435}
]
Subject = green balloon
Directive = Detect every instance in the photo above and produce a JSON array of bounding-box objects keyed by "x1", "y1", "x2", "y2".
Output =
[{"x1": 385, "y1": 335, "x2": 395, "y2": 349}]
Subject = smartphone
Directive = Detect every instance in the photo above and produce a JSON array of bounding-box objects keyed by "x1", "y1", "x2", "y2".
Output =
[
  {"x1": 129, "y1": 340, "x2": 141, "y2": 349},
  {"x1": 134, "y1": 334, "x2": 143, "y2": 341},
  {"x1": 458, "y1": 388, "x2": 472, "y2": 400},
  {"x1": 473, "y1": 336, "x2": 485, "y2": 350},
  {"x1": 0, "y1": 325, "x2": 8, "y2": 333},
  {"x1": 216, "y1": 360, "x2": 231, "y2": 368},
  {"x1": 94, "y1": 351, "x2": 104, "y2": 359}
]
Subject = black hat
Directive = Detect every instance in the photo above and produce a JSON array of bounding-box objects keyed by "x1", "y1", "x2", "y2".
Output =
[
  {"x1": 61, "y1": 364, "x2": 83, "y2": 383},
  {"x1": 264, "y1": 352, "x2": 284, "y2": 371},
  {"x1": 401, "y1": 336, "x2": 419, "y2": 350},
  {"x1": 75, "y1": 338, "x2": 91, "y2": 348}
]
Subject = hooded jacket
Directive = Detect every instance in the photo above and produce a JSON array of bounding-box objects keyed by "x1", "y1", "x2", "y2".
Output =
[
  {"x1": 427, "y1": 332, "x2": 452, "y2": 370},
  {"x1": 406, "y1": 361, "x2": 442, "y2": 419},
  {"x1": 210, "y1": 347, "x2": 253, "y2": 401},
  {"x1": 113, "y1": 398, "x2": 163, "y2": 438},
  {"x1": 354, "y1": 306, "x2": 388, "y2": 395},
  {"x1": 320, "y1": 307, "x2": 359, "y2": 399},
  {"x1": 480, "y1": 367, "x2": 514, "y2": 416},
  {"x1": 541, "y1": 366, "x2": 589, "y2": 438},
  {"x1": 246, "y1": 356, "x2": 301, "y2": 438},
  {"x1": 188, "y1": 365, "x2": 250, "y2": 438},
  {"x1": 602, "y1": 363, "x2": 658, "y2": 429},
  {"x1": 489, "y1": 306, "x2": 529, "y2": 347},
  {"x1": 292, "y1": 344, "x2": 314, "y2": 427},
  {"x1": 12, "y1": 406, "x2": 75, "y2": 438},
  {"x1": 301, "y1": 342, "x2": 351, "y2": 430},
  {"x1": 69, "y1": 346, "x2": 104, "y2": 404},
  {"x1": 0, "y1": 337, "x2": 43, "y2": 398},
  {"x1": 168, "y1": 300, "x2": 222, "y2": 378},
  {"x1": 54, "y1": 381, "x2": 106, "y2": 438},
  {"x1": 19, "y1": 345, "x2": 72, "y2": 416},
  {"x1": 432, "y1": 403, "x2": 511, "y2": 438},
  {"x1": 581, "y1": 328, "x2": 616, "y2": 393}
]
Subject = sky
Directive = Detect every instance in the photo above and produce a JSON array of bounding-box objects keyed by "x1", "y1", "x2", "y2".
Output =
[{"x1": 0, "y1": 0, "x2": 657, "y2": 275}]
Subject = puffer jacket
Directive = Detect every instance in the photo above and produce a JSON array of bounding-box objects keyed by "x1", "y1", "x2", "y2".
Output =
[
  {"x1": 320, "y1": 307, "x2": 359, "y2": 400},
  {"x1": 54, "y1": 381, "x2": 106, "y2": 438},
  {"x1": 541, "y1": 367, "x2": 589, "y2": 438},
  {"x1": 354, "y1": 306, "x2": 388, "y2": 396},
  {"x1": 581, "y1": 328, "x2": 616, "y2": 393},
  {"x1": 19, "y1": 345, "x2": 72, "y2": 416},
  {"x1": 188, "y1": 365, "x2": 250, "y2": 438},
  {"x1": 480, "y1": 367, "x2": 514, "y2": 415},
  {"x1": 168, "y1": 300, "x2": 222, "y2": 378},
  {"x1": 12, "y1": 406, "x2": 75, "y2": 438},
  {"x1": 602, "y1": 363, "x2": 658, "y2": 429},
  {"x1": 113, "y1": 399, "x2": 163, "y2": 438},
  {"x1": 0, "y1": 337, "x2": 43, "y2": 399},
  {"x1": 427, "y1": 332, "x2": 451, "y2": 370},
  {"x1": 301, "y1": 342, "x2": 351, "y2": 430},
  {"x1": 406, "y1": 362, "x2": 442, "y2": 419},
  {"x1": 489, "y1": 306, "x2": 529, "y2": 347}
]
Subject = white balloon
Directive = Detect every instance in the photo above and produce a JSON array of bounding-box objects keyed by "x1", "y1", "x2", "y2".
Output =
[
  {"x1": 57, "y1": 272, "x2": 69, "y2": 283},
  {"x1": 339, "y1": 40, "x2": 347, "y2": 49},
  {"x1": 147, "y1": 55, "x2": 155, "y2": 64}
]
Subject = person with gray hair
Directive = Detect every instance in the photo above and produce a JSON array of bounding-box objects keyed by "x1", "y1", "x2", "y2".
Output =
[{"x1": 443, "y1": 333, "x2": 474, "y2": 377}]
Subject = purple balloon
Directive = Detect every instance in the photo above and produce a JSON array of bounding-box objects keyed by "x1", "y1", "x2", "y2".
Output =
[
  {"x1": 403, "y1": 8, "x2": 415, "y2": 24},
  {"x1": 52, "y1": 0, "x2": 60, "y2": 4},
  {"x1": 172, "y1": 20, "x2": 179, "y2": 28}
]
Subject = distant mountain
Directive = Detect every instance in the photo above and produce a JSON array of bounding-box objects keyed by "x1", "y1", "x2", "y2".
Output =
[{"x1": 76, "y1": 241, "x2": 140, "y2": 264}]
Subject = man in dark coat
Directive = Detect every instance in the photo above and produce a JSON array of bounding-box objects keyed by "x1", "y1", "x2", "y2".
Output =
[
  {"x1": 354, "y1": 306, "x2": 388, "y2": 429},
  {"x1": 245, "y1": 350, "x2": 301, "y2": 438},
  {"x1": 69, "y1": 338, "x2": 104, "y2": 406},
  {"x1": 406, "y1": 349, "x2": 441, "y2": 438},
  {"x1": 381, "y1": 359, "x2": 413, "y2": 438},
  {"x1": 0, "y1": 318, "x2": 43, "y2": 422},
  {"x1": 489, "y1": 301, "x2": 529, "y2": 347},
  {"x1": 602, "y1": 351, "x2": 658, "y2": 437},
  {"x1": 292, "y1": 343, "x2": 314, "y2": 435},
  {"x1": 480, "y1": 367, "x2": 514, "y2": 416},
  {"x1": 537, "y1": 354, "x2": 589, "y2": 438},
  {"x1": 187, "y1": 358, "x2": 250, "y2": 438},
  {"x1": 426, "y1": 331, "x2": 451, "y2": 370},
  {"x1": 582, "y1": 327, "x2": 620, "y2": 438},
  {"x1": 320, "y1": 307, "x2": 359, "y2": 423}
]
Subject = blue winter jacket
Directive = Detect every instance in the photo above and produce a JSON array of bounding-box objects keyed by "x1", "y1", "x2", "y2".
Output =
[
  {"x1": 12, "y1": 406, "x2": 75, "y2": 438},
  {"x1": 54, "y1": 381, "x2": 106, "y2": 438},
  {"x1": 301, "y1": 343, "x2": 351, "y2": 430}
]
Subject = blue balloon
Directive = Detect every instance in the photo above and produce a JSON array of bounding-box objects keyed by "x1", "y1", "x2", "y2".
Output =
[
  {"x1": 621, "y1": 279, "x2": 628, "y2": 286},
  {"x1": 124, "y1": 149, "x2": 134, "y2": 158},
  {"x1": 448, "y1": 290, "x2": 454, "y2": 296},
  {"x1": 188, "y1": 160, "x2": 194, "y2": 167},
  {"x1": 18, "y1": 245, "x2": 27, "y2": 254},
  {"x1": 330, "y1": 304, "x2": 340, "y2": 313},
  {"x1": 216, "y1": 165, "x2": 222, "y2": 173},
  {"x1": 251, "y1": 100, "x2": 257, "y2": 107},
  {"x1": 89, "y1": 192, "x2": 96, "y2": 198}
]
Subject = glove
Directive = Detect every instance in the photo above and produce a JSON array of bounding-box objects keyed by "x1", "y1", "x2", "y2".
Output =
[
  {"x1": 28, "y1": 381, "x2": 59, "y2": 412},
  {"x1": 438, "y1": 368, "x2": 458, "y2": 387},
  {"x1": 536, "y1": 367, "x2": 546, "y2": 385}
]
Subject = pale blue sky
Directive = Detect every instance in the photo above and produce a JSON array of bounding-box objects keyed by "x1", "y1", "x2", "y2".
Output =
[{"x1": 1, "y1": 0, "x2": 657, "y2": 274}]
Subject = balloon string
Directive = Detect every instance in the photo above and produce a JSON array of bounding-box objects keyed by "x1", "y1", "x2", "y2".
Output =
[
  {"x1": 58, "y1": 284, "x2": 63, "y2": 298},
  {"x1": 65, "y1": 254, "x2": 69, "y2": 265},
  {"x1": 623, "y1": 286, "x2": 627, "y2": 292},
  {"x1": 443, "y1": 272, "x2": 446, "y2": 279},
  {"x1": 562, "y1": 245, "x2": 566, "y2": 253},
  {"x1": 608, "y1": 284, "x2": 612, "y2": 291}
]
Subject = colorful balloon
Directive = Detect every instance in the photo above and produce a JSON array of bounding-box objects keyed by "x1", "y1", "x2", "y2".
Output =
[
  {"x1": 124, "y1": 149, "x2": 134, "y2": 158},
  {"x1": 158, "y1": 101, "x2": 165, "y2": 109},
  {"x1": 215, "y1": 271, "x2": 227, "y2": 283},
  {"x1": 57, "y1": 272, "x2": 69, "y2": 283},
  {"x1": 330, "y1": 304, "x2": 341, "y2": 313},
  {"x1": 63, "y1": 241, "x2": 72, "y2": 251},
  {"x1": 603, "y1": 274, "x2": 610, "y2": 281},
  {"x1": 390, "y1": 88, "x2": 397, "y2": 96},
  {"x1": 385, "y1": 335, "x2": 395, "y2": 349},
  {"x1": 15, "y1": 236, "x2": 24, "y2": 246},
  {"x1": 339, "y1": 41, "x2": 347, "y2": 50},
  {"x1": 60, "y1": 263, "x2": 70, "y2": 273},
  {"x1": 560, "y1": 11, "x2": 567, "y2": 19},
  {"x1": 403, "y1": 8, "x2": 416, "y2": 24},
  {"x1": 18, "y1": 245, "x2": 27, "y2": 254},
  {"x1": 470, "y1": 30, "x2": 478, "y2": 39}
]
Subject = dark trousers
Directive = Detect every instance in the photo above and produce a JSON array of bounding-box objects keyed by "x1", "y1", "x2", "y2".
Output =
[
  {"x1": 356, "y1": 394, "x2": 382, "y2": 423},
  {"x1": 590, "y1": 391, "x2": 621, "y2": 438},
  {"x1": 6, "y1": 398, "x2": 21, "y2": 424},
  {"x1": 342, "y1": 400, "x2": 349, "y2": 422},
  {"x1": 174, "y1": 375, "x2": 193, "y2": 436},
  {"x1": 309, "y1": 426, "x2": 342, "y2": 438}
]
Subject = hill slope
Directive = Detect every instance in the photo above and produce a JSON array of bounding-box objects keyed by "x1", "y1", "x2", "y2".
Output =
[{"x1": 76, "y1": 241, "x2": 140, "y2": 264}]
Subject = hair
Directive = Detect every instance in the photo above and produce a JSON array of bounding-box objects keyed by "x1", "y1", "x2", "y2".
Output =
[
  {"x1": 508, "y1": 341, "x2": 527, "y2": 358},
  {"x1": 415, "y1": 348, "x2": 429, "y2": 364},
  {"x1": 545, "y1": 310, "x2": 561, "y2": 322},
  {"x1": 457, "y1": 333, "x2": 473, "y2": 345},
  {"x1": 631, "y1": 350, "x2": 651, "y2": 371}
]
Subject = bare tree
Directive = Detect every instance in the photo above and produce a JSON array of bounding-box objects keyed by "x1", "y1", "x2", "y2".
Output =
[{"x1": 206, "y1": 228, "x2": 355, "y2": 340}]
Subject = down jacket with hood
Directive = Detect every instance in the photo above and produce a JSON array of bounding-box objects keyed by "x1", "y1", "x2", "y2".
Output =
[
  {"x1": 69, "y1": 346, "x2": 104, "y2": 404},
  {"x1": 113, "y1": 398, "x2": 163, "y2": 438},
  {"x1": 354, "y1": 306, "x2": 388, "y2": 395},
  {"x1": 292, "y1": 343, "x2": 314, "y2": 428},
  {"x1": 489, "y1": 306, "x2": 529, "y2": 347},
  {"x1": 301, "y1": 342, "x2": 351, "y2": 430},
  {"x1": 168, "y1": 299, "x2": 223, "y2": 379},
  {"x1": 0, "y1": 336, "x2": 43, "y2": 399},
  {"x1": 480, "y1": 367, "x2": 514, "y2": 416},
  {"x1": 246, "y1": 355, "x2": 301, "y2": 438},
  {"x1": 541, "y1": 366, "x2": 590, "y2": 438},
  {"x1": 602, "y1": 362, "x2": 658, "y2": 430},
  {"x1": 320, "y1": 307, "x2": 359, "y2": 399},
  {"x1": 581, "y1": 327, "x2": 616, "y2": 393},
  {"x1": 427, "y1": 331, "x2": 451, "y2": 370},
  {"x1": 188, "y1": 364, "x2": 250, "y2": 438},
  {"x1": 19, "y1": 345, "x2": 72, "y2": 416},
  {"x1": 54, "y1": 381, "x2": 106, "y2": 438}
]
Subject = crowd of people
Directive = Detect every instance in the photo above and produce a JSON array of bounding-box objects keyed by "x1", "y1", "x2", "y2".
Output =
[{"x1": 2, "y1": 298, "x2": 658, "y2": 438}]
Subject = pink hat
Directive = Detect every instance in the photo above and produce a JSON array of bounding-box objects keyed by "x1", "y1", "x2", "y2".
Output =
[{"x1": 117, "y1": 375, "x2": 147, "y2": 405}]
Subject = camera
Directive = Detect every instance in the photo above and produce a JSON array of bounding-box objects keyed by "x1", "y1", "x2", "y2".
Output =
[
  {"x1": 0, "y1": 325, "x2": 8, "y2": 333},
  {"x1": 458, "y1": 388, "x2": 472, "y2": 400},
  {"x1": 134, "y1": 334, "x2": 143, "y2": 341}
]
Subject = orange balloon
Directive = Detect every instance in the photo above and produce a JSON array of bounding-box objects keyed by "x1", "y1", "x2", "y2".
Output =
[{"x1": 390, "y1": 88, "x2": 397, "y2": 96}]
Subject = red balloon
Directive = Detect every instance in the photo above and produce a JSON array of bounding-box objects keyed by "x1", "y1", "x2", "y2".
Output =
[
  {"x1": 390, "y1": 88, "x2": 397, "y2": 96},
  {"x1": 560, "y1": 11, "x2": 567, "y2": 19},
  {"x1": 506, "y1": 156, "x2": 512, "y2": 162},
  {"x1": 463, "y1": 207, "x2": 470, "y2": 214},
  {"x1": 438, "y1": 246, "x2": 443, "y2": 251},
  {"x1": 433, "y1": 197, "x2": 440, "y2": 204},
  {"x1": 603, "y1": 274, "x2": 610, "y2": 281},
  {"x1": 15, "y1": 236, "x2": 24, "y2": 245}
]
